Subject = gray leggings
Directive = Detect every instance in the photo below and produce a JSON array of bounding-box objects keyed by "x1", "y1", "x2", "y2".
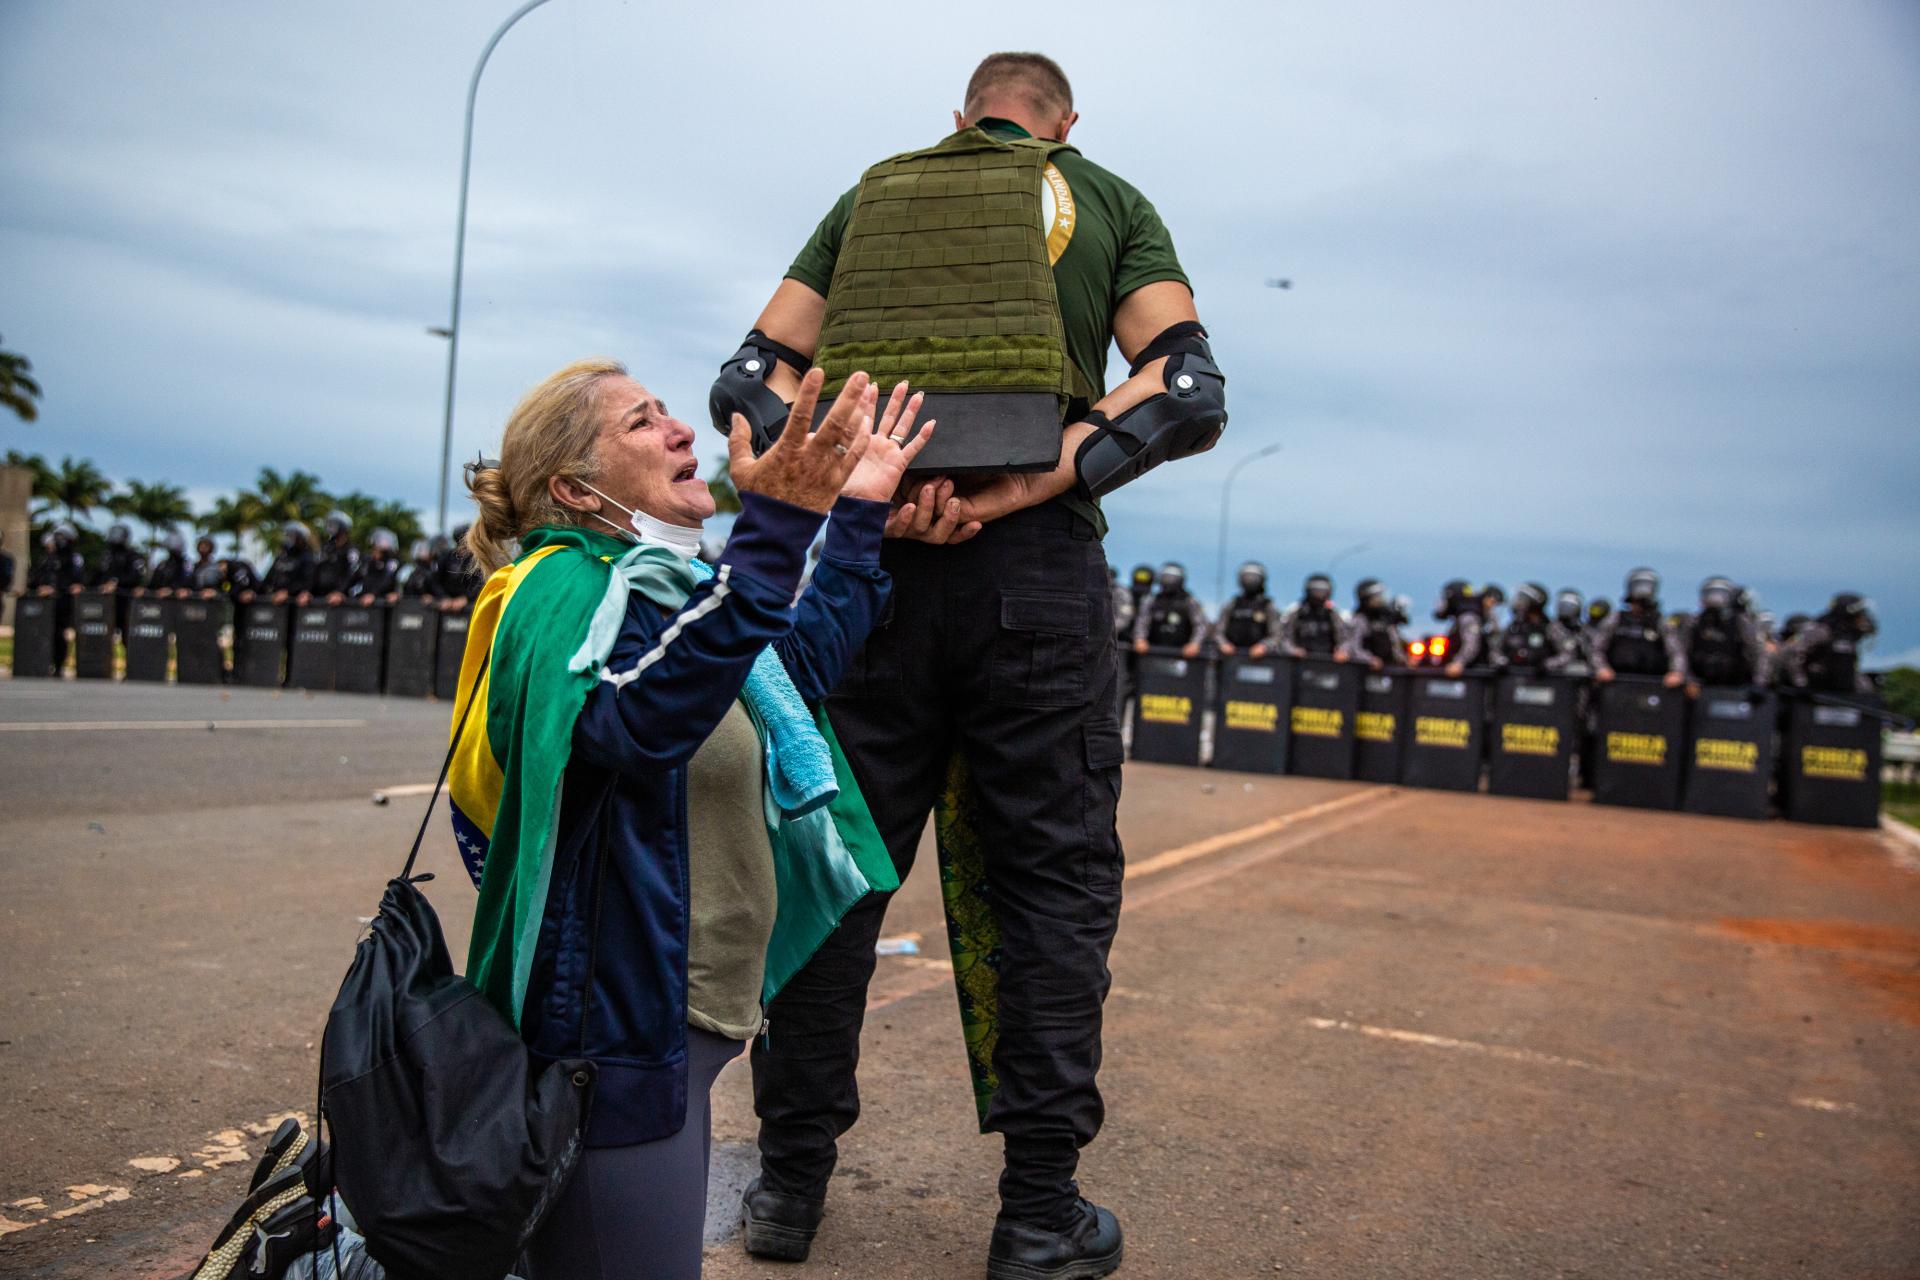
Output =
[{"x1": 524, "y1": 1027, "x2": 745, "y2": 1280}]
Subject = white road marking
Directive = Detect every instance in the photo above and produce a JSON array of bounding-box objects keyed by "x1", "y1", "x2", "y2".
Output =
[
  {"x1": 1877, "y1": 817, "x2": 1920, "y2": 873},
  {"x1": 1790, "y1": 1096, "x2": 1860, "y2": 1113},
  {"x1": 374, "y1": 782, "x2": 440, "y2": 799},
  {"x1": 1124, "y1": 787, "x2": 1394, "y2": 880},
  {"x1": 0, "y1": 718, "x2": 368, "y2": 732},
  {"x1": 1304, "y1": 1016, "x2": 1634, "y2": 1076}
]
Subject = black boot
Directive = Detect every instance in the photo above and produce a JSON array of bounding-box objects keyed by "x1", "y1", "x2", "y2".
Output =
[
  {"x1": 987, "y1": 1199, "x2": 1124, "y2": 1280},
  {"x1": 741, "y1": 1177, "x2": 826, "y2": 1262}
]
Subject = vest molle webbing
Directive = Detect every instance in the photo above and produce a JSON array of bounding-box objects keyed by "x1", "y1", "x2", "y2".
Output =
[{"x1": 815, "y1": 129, "x2": 1091, "y2": 410}]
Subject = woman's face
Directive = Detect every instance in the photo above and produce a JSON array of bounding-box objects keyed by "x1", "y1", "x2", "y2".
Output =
[{"x1": 583, "y1": 375, "x2": 714, "y2": 529}]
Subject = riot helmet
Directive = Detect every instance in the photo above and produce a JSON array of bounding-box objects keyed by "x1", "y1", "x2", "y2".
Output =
[
  {"x1": 1554, "y1": 588, "x2": 1583, "y2": 626},
  {"x1": 1304, "y1": 573, "x2": 1332, "y2": 604},
  {"x1": 163, "y1": 531, "x2": 187, "y2": 555},
  {"x1": 1237, "y1": 561, "x2": 1267, "y2": 594},
  {"x1": 1130, "y1": 564, "x2": 1154, "y2": 591},
  {"x1": 1734, "y1": 585, "x2": 1755, "y2": 615},
  {"x1": 1392, "y1": 594, "x2": 1413, "y2": 626},
  {"x1": 409, "y1": 537, "x2": 433, "y2": 564},
  {"x1": 1825, "y1": 592, "x2": 1876, "y2": 637},
  {"x1": 1513, "y1": 582, "x2": 1549, "y2": 617},
  {"x1": 107, "y1": 523, "x2": 131, "y2": 547},
  {"x1": 1623, "y1": 567, "x2": 1660, "y2": 604},
  {"x1": 281, "y1": 521, "x2": 313, "y2": 552},
  {"x1": 1434, "y1": 579, "x2": 1473, "y2": 621},
  {"x1": 1481, "y1": 583, "x2": 1506, "y2": 608},
  {"x1": 1587, "y1": 597, "x2": 1612, "y2": 625},
  {"x1": 369, "y1": 527, "x2": 399, "y2": 556},
  {"x1": 1157, "y1": 562, "x2": 1187, "y2": 592},
  {"x1": 450, "y1": 523, "x2": 472, "y2": 546},
  {"x1": 1355, "y1": 577, "x2": 1386, "y2": 609},
  {"x1": 53, "y1": 522, "x2": 77, "y2": 548},
  {"x1": 196, "y1": 535, "x2": 216, "y2": 558},
  {"x1": 324, "y1": 510, "x2": 352, "y2": 540},
  {"x1": 1779, "y1": 612, "x2": 1810, "y2": 642},
  {"x1": 1754, "y1": 610, "x2": 1776, "y2": 639},
  {"x1": 1698, "y1": 576, "x2": 1735, "y2": 612},
  {"x1": 429, "y1": 533, "x2": 452, "y2": 557}
]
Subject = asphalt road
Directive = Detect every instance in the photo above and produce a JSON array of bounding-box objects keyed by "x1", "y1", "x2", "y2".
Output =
[{"x1": 1, "y1": 681, "x2": 1916, "y2": 1279}]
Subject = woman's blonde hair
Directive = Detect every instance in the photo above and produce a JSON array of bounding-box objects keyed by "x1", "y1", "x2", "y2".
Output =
[{"x1": 464, "y1": 357, "x2": 626, "y2": 573}]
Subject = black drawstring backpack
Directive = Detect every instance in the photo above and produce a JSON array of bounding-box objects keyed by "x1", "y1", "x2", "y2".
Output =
[{"x1": 318, "y1": 656, "x2": 597, "y2": 1280}]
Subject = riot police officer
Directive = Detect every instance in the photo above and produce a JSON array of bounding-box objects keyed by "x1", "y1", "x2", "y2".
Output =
[
  {"x1": 1681, "y1": 576, "x2": 1770, "y2": 692},
  {"x1": 1109, "y1": 565, "x2": 1135, "y2": 642},
  {"x1": 1492, "y1": 582, "x2": 1576, "y2": 673},
  {"x1": 1783, "y1": 593, "x2": 1877, "y2": 695},
  {"x1": 1210, "y1": 561, "x2": 1277, "y2": 657},
  {"x1": 399, "y1": 538, "x2": 441, "y2": 599},
  {"x1": 1433, "y1": 578, "x2": 1485, "y2": 677},
  {"x1": 1590, "y1": 568, "x2": 1685, "y2": 687},
  {"x1": 1553, "y1": 589, "x2": 1590, "y2": 668},
  {"x1": 1348, "y1": 578, "x2": 1406, "y2": 670},
  {"x1": 1479, "y1": 583, "x2": 1507, "y2": 636},
  {"x1": 309, "y1": 510, "x2": 360, "y2": 604},
  {"x1": 143, "y1": 532, "x2": 195, "y2": 596},
  {"x1": 28, "y1": 523, "x2": 89, "y2": 671},
  {"x1": 1277, "y1": 572, "x2": 1349, "y2": 660},
  {"x1": 251, "y1": 522, "x2": 317, "y2": 604},
  {"x1": 1133, "y1": 561, "x2": 1207, "y2": 657},
  {"x1": 434, "y1": 524, "x2": 483, "y2": 608},
  {"x1": 93, "y1": 523, "x2": 147, "y2": 639},
  {"x1": 349, "y1": 528, "x2": 403, "y2": 603}
]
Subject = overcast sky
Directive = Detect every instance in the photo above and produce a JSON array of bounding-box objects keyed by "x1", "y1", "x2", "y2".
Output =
[{"x1": 3, "y1": 1, "x2": 1916, "y2": 662}]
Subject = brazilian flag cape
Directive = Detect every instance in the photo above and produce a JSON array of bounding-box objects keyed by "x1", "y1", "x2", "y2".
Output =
[{"x1": 446, "y1": 524, "x2": 897, "y2": 1028}]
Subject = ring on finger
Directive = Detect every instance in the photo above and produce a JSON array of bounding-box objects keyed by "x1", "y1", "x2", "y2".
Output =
[{"x1": 832, "y1": 443, "x2": 849, "y2": 456}]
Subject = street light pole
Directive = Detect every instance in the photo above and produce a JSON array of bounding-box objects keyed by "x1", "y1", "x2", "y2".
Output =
[
  {"x1": 435, "y1": 0, "x2": 554, "y2": 535},
  {"x1": 1215, "y1": 443, "x2": 1282, "y2": 604}
]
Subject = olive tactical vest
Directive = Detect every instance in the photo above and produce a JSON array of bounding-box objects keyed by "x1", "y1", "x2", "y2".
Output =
[{"x1": 814, "y1": 129, "x2": 1094, "y2": 412}]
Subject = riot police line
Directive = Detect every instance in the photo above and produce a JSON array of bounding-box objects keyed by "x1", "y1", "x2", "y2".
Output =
[
  {"x1": 11, "y1": 588, "x2": 474, "y2": 700},
  {"x1": 1122, "y1": 648, "x2": 1891, "y2": 828}
]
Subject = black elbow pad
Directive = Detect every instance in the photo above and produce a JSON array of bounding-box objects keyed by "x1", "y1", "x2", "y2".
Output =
[
  {"x1": 709, "y1": 333, "x2": 794, "y2": 455},
  {"x1": 1074, "y1": 348, "x2": 1227, "y2": 498}
]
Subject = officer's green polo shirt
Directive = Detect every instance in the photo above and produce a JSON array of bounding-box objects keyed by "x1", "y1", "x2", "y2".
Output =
[{"x1": 786, "y1": 120, "x2": 1191, "y2": 536}]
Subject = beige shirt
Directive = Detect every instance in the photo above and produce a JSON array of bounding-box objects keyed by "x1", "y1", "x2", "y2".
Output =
[{"x1": 684, "y1": 700, "x2": 778, "y2": 1040}]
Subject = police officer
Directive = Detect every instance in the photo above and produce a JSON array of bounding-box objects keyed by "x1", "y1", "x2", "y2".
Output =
[
  {"x1": 1433, "y1": 579, "x2": 1485, "y2": 677},
  {"x1": 1680, "y1": 576, "x2": 1770, "y2": 692},
  {"x1": 1133, "y1": 561, "x2": 1208, "y2": 657},
  {"x1": 93, "y1": 523, "x2": 147, "y2": 639},
  {"x1": 1492, "y1": 582, "x2": 1576, "y2": 673},
  {"x1": 1479, "y1": 583, "x2": 1507, "y2": 636},
  {"x1": 1277, "y1": 572, "x2": 1349, "y2": 660},
  {"x1": 1590, "y1": 567, "x2": 1685, "y2": 687},
  {"x1": 143, "y1": 532, "x2": 195, "y2": 597},
  {"x1": 434, "y1": 525, "x2": 483, "y2": 609},
  {"x1": 28, "y1": 523, "x2": 89, "y2": 671},
  {"x1": 250, "y1": 522, "x2": 317, "y2": 604},
  {"x1": 1553, "y1": 589, "x2": 1591, "y2": 669},
  {"x1": 308, "y1": 510, "x2": 360, "y2": 605},
  {"x1": 349, "y1": 528, "x2": 403, "y2": 604},
  {"x1": 717, "y1": 50, "x2": 1225, "y2": 1273},
  {"x1": 1783, "y1": 593, "x2": 1877, "y2": 695},
  {"x1": 399, "y1": 538, "x2": 441, "y2": 599},
  {"x1": 1348, "y1": 578, "x2": 1407, "y2": 670},
  {"x1": 1109, "y1": 565, "x2": 1135, "y2": 642},
  {"x1": 1210, "y1": 561, "x2": 1277, "y2": 657}
]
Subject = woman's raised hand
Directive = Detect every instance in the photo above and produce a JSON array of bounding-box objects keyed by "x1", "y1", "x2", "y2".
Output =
[
  {"x1": 841, "y1": 379, "x2": 936, "y2": 503},
  {"x1": 728, "y1": 369, "x2": 872, "y2": 514}
]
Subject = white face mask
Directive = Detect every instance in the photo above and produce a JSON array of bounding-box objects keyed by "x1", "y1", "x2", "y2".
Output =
[{"x1": 580, "y1": 483, "x2": 703, "y2": 559}]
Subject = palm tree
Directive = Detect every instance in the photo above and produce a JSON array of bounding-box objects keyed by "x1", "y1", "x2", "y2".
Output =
[
  {"x1": 332, "y1": 490, "x2": 426, "y2": 547},
  {"x1": 245, "y1": 467, "x2": 332, "y2": 549},
  {"x1": 0, "y1": 337, "x2": 43, "y2": 423},
  {"x1": 46, "y1": 456, "x2": 111, "y2": 527},
  {"x1": 114, "y1": 479, "x2": 195, "y2": 557},
  {"x1": 200, "y1": 492, "x2": 263, "y2": 557}
]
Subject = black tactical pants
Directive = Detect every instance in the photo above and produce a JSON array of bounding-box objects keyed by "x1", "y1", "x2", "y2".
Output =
[{"x1": 751, "y1": 500, "x2": 1125, "y2": 1229}]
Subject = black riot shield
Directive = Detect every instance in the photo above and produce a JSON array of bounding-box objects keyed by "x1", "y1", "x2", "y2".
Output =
[
  {"x1": 73, "y1": 592, "x2": 116, "y2": 679},
  {"x1": 1781, "y1": 694, "x2": 1883, "y2": 828},
  {"x1": 12, "y1": 595, "x2": 57, "y2": 677},
  {"x1": 385, "y1": 600, "x2": 440, "y2": 698},
  {"x1": 124, "y1": 598, "x2": 172, "y2": 682},
  {"x1": 1355, "y1": 671, "x2": 1408, "y2": 783},
  {"x1": 1488, "y1": 674, "x2": 1575, "y2": 801},
  {"x1": 1287, "y1": 658, "x2": 1359, "y2": 780},
  {"x1": 239, "y1": 603, "x2": 290, "y2": 688},
  {"x1": 174, "y1": 599, "x2": 225, "y2": 685},
  {"x1": 435, "y1": 609, "x2": 473, "y2": 701},
  {"x1": 1210, "y1": 654, "x2": 1290, "y2": 774},
  {"x1": 1593, "y1": 677, "x2": 1686, "y2": 810},
  {"x1": 1681, "y1": 688, "x2": 1775, "y2": 820},
  {"x1": 331, "y1": 606, "x2": 387, "y2": 694},
  {"x1": 288, "y1": 605, "x2": 335, "y2": 691},
  {"x1": 1400, "y1": 673, "x2": 1488, "y2": 791},
  {"x1": 1129, "y1": 649, "x2": 1207, "y2": 767}
]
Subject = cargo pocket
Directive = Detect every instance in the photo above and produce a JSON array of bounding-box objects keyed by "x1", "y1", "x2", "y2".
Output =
[
  {"x1": 1083, "y1": 715, "x2": 1125, "y2": 889},
  {"x1": 831, "y1": 595, "x2": 903, "y2": 698},
  {"x1": 989, "y1": 593, "x2": 1091, "y2": 707}
]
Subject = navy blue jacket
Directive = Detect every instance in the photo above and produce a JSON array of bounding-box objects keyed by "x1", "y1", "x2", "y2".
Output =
[{"x1": 520, "y1": 492, "x2": 890, "y2": 1147}]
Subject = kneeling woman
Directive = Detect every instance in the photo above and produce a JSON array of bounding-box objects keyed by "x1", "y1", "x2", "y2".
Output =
[{"x1": 451, "y1": 359, "x2": 931, "y2": 1279}]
